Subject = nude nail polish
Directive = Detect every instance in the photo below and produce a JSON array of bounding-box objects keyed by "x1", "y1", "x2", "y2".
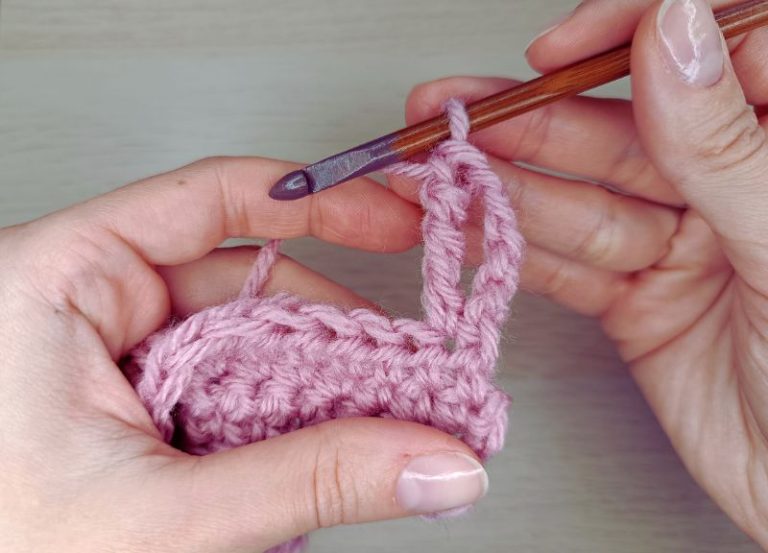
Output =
[
  {"x1": 657, "y1": 0, "x2": 724, "y2": 87},
  {"x1": 395, "y1": 452, "x2": 489, "y2": 514}
]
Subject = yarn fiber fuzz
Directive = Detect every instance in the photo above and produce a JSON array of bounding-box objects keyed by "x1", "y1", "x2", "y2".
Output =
[{"x1": 125, "y1": 100, "x2": 525, "y2": 553}]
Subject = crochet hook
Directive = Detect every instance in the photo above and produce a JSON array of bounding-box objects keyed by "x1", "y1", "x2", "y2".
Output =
[{"x1": 269, "y1": 0, "x2": 768, "y2": 201}]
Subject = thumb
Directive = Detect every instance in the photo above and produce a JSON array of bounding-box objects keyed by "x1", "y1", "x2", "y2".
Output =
[
  {"x1": 631, "y1": 0, "x2": 768, "y2": 284},
  {"x1": 164, "y1": 419, "x2": 488, "y2": 552}
]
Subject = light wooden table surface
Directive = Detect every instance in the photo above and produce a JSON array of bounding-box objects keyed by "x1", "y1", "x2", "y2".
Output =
[{"x1": 0, "y1": 1, "x2": 760, "y2": 551}]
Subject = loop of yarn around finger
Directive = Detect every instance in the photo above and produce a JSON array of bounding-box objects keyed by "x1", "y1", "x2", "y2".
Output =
[{"x1": 124, "y1": 99, "x2": 524, "y2": 553}]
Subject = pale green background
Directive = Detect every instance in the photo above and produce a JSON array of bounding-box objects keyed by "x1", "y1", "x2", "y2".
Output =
[{"x1": 0, "y1": 1, "x2": 759, "y2": 551}]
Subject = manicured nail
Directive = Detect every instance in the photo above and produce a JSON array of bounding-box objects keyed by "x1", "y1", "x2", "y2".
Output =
[
  {"x1": 657, "y1": 0, "x2": 724, "y2": 87},
  {"x1": 395, "y1": 453, "x2": 488, "y2": 514}
]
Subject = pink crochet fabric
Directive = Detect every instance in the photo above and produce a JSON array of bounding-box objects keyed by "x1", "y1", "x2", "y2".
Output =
[{"x1": 125, "y1": 100, "x2": 524, "y2": 553}]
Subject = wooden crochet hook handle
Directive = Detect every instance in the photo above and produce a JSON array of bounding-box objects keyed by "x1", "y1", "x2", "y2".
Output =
[
  {"x1": 398, "y1": 0, "x2": 768, "y2": 157},
  {"x1": 269, "y1": 0, "x2": 768, "y2": 200}
]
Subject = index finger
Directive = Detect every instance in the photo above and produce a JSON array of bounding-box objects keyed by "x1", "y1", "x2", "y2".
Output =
[
  {"x1": 59, "y1": 156, "x2": 422, "y2": 266},
  {"x1": 526, "y1": 0, "x2": 768, "y2": 105}
]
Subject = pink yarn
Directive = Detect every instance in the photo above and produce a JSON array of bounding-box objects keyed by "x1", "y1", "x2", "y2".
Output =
[{"x1": 125, "y1": 100, "x2": 524, "y2": 553}]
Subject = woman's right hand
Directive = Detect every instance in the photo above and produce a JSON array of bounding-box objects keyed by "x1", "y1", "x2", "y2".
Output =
[{"x1": 392, "y1": 0, "x2": 768, "y2": 547}]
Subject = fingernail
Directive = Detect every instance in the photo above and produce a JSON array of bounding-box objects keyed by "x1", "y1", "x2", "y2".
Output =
[
  {"x1": 657, "y1": 0, "x2": 724, "y2": 87},
  {"x1": 395, "y1": 452, "x2": 489, "y2": 514},
  {"x1": 525, "y1": 9, "x2": 575, "y2": 51}
]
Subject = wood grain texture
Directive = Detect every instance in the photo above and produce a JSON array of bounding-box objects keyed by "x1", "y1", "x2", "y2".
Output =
[
  {"x1": 391, "y1": 1, "x2": 768, "y2": 163},
  {"x1": 0, "y1": 1, "x2": 760, "y2": 552}
]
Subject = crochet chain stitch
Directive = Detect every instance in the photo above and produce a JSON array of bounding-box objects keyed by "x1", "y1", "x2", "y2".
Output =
[{"x1": 125, "y1": 99, "x2": 524, "y2": 553}]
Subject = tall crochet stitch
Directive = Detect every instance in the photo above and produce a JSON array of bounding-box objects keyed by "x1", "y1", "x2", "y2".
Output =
[{"x1": 126, "y1": 100, "x2": 524, "y2": 553}]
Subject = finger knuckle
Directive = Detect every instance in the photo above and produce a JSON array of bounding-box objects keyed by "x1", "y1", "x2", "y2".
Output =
[
  {"x1": 695, "y1": 106, "x2": 767, "y2": 174},
  {"x1": 406, "y1": 78, "x2": 458, "y2": 116},
  {"x1": 313, "y1": 189, "x2": 376, "y2": 245},
  {"x1": 504, "y1": 171, "x2": 529, "y2": 209},
  {"x1": 309, "y1": 194, "x2": 327, "y2": 239},
  {"x1": 356, "y1": 196, "x2": 375, "y2": 241},
  {"x1": 33, "y1": 227, "x2": 115, "y2": 308},
  {"x1": 307, "y1": 426, "x2": 359, "y2": 529},
  {"x1": 204, "y1": 159, "x2": 249, "y2": 238},
  {"x1": 515, "y1": 105, "x2": 554, "y2": 162},
  {"x1": 538, "y1": 257, "x2": 572, "y2": 299},
  {"x1": 572, "y1": 197, "x2": 618, "y2": 265},
  {"x1": 406, "y1": 82, "x2": 439, "y2": 118},
  {"x1": 195, "y1": 155, "x2": 231, "y2": 168},
  {"x1": 609, "y1": 134, "x2": 659, "y2": 190},
  {"x1": 172, "y1": 156, "x2": 257, "y2": 238}
]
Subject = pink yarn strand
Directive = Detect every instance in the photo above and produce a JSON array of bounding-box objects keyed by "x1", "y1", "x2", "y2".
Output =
[
  {"x1": 388, "y1": 98, "x2": 524, "y2": 347},
  {"x1": 239, "y1": 239, "x2": 281, "y2": 299}
]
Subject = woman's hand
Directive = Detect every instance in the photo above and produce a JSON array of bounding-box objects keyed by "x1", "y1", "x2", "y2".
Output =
[
  {"x1": 0, "y1": 157, "x2": 490, "y2": 552},
  {"x1": 393, "y1": 0, "x2": 768, "y2": 547}
]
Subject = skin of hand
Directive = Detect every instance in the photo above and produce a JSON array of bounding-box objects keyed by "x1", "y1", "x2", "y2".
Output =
[
  {"x1": 389, "y1": 0, "x2": 768, "y2": 547},
  {"x1": 0, "y1": 158, "x2": 491, "y2": 553}
]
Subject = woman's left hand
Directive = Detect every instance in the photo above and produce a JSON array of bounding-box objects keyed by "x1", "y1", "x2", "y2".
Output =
[{"x1": 0, "y1": 157, "x2": 489, "y2": 552}]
